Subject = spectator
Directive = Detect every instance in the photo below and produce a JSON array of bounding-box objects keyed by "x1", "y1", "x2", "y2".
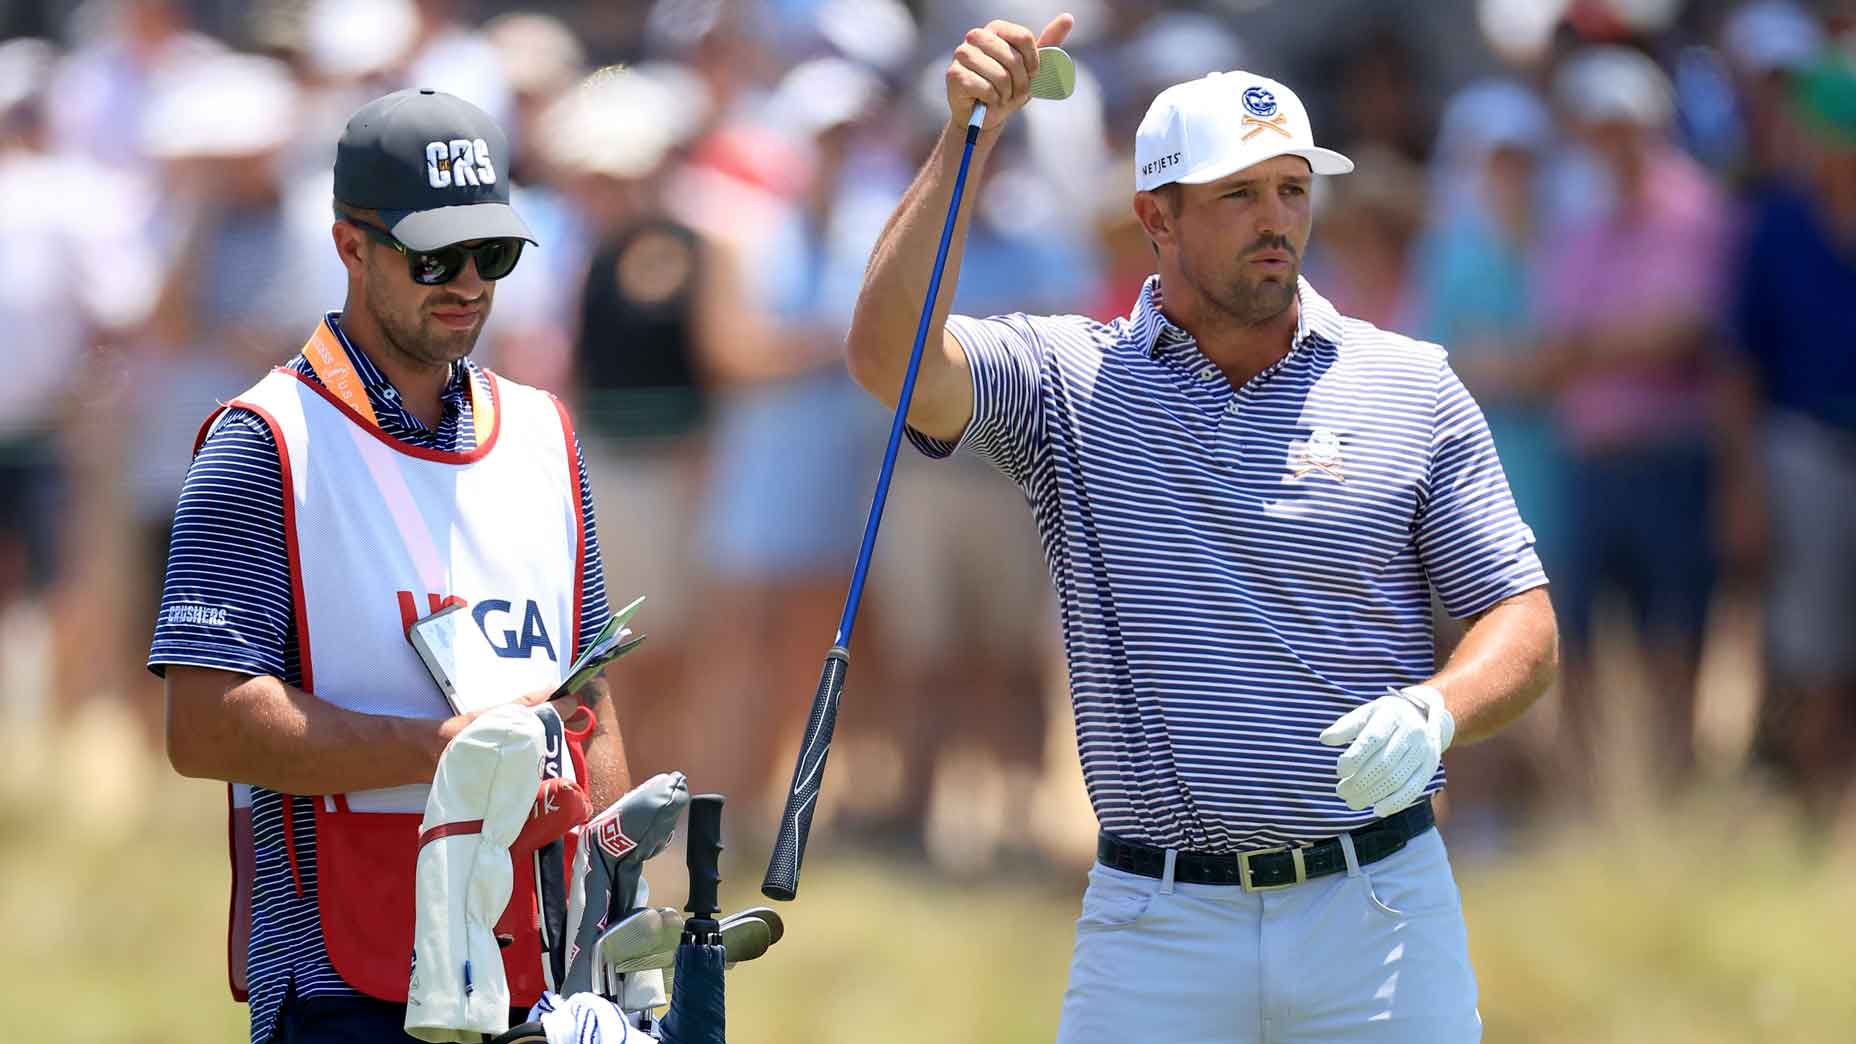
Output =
[
  {"x1": 131, "y1": 53, "x2": 320, "y2": 529},
  {"x1": 47, "y1": 0, "x2": 222, "y2": 174},
  {"x1": 864, "y1": 91, "x2": 1083, "y2": 865},
  {"x1": 1720, "y1": 0, "x2": 1826, "y2": 186},
  {"x1": 1304, "y1": 143, "x2": 1425, "y2": 329},
  {"x1": 1408, "y1": 80, "x2": 1565, "y2": 835},
  {"x1": 681, "y1": 57, "x2": 891, "y2": 812},
  {"x1": 478, "y1": 11, "x2": 592, "y2": 385},
  {"x1": 0, "y1": 36, "x2": 158, "y2": 718},
  {"x1": 540, "y1": 66, "x2": 714, "y2": 783},
  {"x1": 1412, "y1": 81, "x2": 1566, "y2": 579},
  {"x1": 1539, "y1": 46, "x2": 1733, "y2": 788},
  {"x1": 1732, "y1": 52, "x2": 1856, "y2": 819}
]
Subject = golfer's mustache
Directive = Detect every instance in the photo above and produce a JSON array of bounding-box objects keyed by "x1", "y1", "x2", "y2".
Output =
[{"x1": 1242, "y1": 235, "x2": 1297, "y2": 260}]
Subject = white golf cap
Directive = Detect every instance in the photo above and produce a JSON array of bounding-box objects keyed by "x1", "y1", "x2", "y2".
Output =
[
  {"x1": 1134, "y1": 70, "x2": 1353, "y2": 192},
  {"x1": 1554, "y1": 46, "x2": 1674, "y2": 128}
]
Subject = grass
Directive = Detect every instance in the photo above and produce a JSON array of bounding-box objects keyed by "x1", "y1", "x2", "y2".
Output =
[{"x1": 3, "y1": 711, "x2": 1852, "y2": 1043}]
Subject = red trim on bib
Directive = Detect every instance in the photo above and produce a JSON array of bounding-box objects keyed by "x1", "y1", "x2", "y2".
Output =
[
  {"x1": 194, "y1": 406, "x2": 228, "y2": 456},
  {"x1": 230, "y1": 399, "x2": 314, "y2": 899},
  {"x1": 225, "y1": 399, "x2": 315, "y2": 695},
  {"x1": 551, "y1": 395, "x2": 586, "y2": 654},
  {"x1": 275, "y1": 366, "x2": 505, "y2": 464},
  {"x1": 226, "y1": 786, "x2": 252, "y2": 1002}
]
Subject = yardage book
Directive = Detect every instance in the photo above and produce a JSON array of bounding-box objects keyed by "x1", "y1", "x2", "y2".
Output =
[{"x1": 408, "y1": 595, "x2": 647, "y2": 715}]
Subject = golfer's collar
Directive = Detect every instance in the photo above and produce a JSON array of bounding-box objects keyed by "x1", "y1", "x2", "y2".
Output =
[
  {"x1": 1136, "y1": 275, "x2": 1343, "y2": 359},
  {"x1": 1134, "y1": 276, "x2": 1192, "y2": 358},
  {"x1": 1292, "y1": 277, "x2": 1345, "y2": 353}
]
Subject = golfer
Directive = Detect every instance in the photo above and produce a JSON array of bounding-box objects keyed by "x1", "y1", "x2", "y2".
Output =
[
  {"x1": 151, "y1": 88, "x2": 629, "y2": 1043},
  {"x1": 845, "y1": 15, "x2": 1557, "y2": 1042}
]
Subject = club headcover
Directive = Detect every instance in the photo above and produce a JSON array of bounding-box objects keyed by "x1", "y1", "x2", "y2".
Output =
[
  {"x1": 406, "y1": 705, "x2": 546, "y2": 1042},
  {"x1": 561, "y1": 771, "x2": 689, "y2": 996}
]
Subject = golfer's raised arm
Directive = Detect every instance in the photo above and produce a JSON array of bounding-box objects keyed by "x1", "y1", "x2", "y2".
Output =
[{"x1": 845, "y1": 13, "x2": 1073, "y2": 443}]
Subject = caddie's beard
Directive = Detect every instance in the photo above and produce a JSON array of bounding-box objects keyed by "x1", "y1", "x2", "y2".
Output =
[{"x1": 366, "y1": 264, "x2": 487, "y2": 369}]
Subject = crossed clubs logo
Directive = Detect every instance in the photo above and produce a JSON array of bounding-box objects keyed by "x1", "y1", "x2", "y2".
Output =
[
  {"x1": 1290, "y1": 429, "x2": 1346, "y2": 483},
  {"x1": 1242, "y1": 113, "x2": 1293, "y2": 141}
]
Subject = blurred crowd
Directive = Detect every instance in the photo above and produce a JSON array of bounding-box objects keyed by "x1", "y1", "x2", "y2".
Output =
[{"x1": 1, "y1": 0, "x2": 1853, "y2": 866}]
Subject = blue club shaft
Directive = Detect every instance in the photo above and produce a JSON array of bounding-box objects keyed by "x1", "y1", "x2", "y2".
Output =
[{"x1": 834, "y1": 112, "x2": 986, "y2": 649}]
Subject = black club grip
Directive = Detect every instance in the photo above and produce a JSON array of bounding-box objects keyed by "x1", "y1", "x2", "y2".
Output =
[
  {"x1": 761, "y1": 646, "x2": 849, "y2": 901},
  {"x1": 685, "y1": 794, "x2": 724, "y2": 922}
]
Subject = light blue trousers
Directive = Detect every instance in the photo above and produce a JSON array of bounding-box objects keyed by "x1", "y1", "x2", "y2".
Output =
[{"x1": 1055, "y1": 828, "x2": 1481, "y2": 1044}]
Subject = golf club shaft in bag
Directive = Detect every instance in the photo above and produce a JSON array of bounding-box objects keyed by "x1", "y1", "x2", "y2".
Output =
[{"x1": 762, "y1": 103, "x2": 991, "y2": 902}]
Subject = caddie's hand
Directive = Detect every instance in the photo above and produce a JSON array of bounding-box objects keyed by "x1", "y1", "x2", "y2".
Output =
[
  {"x1": 434, "y1": 689, "x2": 579, "y2": 757},
  {"x1": 1318, "y1": 686, "x2": 1455, "y2": 819},
  {"x1": 512, "y1": 686, "x2": 595, "y2": 728},
  {"x1": 945, "y1": 12, "x2": 1074, "y2": 131}
]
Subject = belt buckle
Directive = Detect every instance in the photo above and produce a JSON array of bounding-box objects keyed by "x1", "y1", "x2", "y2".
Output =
[{"x1": 1238, "y1": 844, "x2": 1308, "y2": 893}]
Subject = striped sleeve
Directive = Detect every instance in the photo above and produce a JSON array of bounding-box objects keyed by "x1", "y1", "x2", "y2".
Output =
[
  {"x1": 572, "y1": 433, "x2": 612, "y2": 660},
  {"x1": 147, "y1": 409, "x2": 296, "y2": 681},
  {"x1": 906, "y1": 313, "x2": 1047, "y2": 489},
  {"x1": 1413, "y1": 360, "x2": 1549, "y2": 618}
]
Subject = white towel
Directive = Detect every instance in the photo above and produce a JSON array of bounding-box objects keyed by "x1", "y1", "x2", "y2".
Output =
[
  {"x1": 406, "y1": 705, "x2": 546, "y2": 1042},
  {"x1": 529, "y1": 991, "x2": 659, "y2": 1043}
]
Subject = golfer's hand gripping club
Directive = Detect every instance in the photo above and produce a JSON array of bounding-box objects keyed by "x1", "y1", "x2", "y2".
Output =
[{"x1": 967, "y1": 44, "x2": 1077, "y2": 129}]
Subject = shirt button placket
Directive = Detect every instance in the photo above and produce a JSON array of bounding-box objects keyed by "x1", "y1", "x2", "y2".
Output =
[{"x1": 1217, "y1": 394, "x2": 1244, "y2": 469}]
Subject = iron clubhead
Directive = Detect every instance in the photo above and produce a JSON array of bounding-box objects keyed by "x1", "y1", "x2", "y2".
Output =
[
  {"x1": 1029, "y1": 46, "x2": 1076, "y2": 101},
  {"x1": 594, "y1": 906, "x2": 686, "y2": 990},
  {"x1": 721, "y1": 907, "x2": 784, "y2": 949},
  {"x1": 717, "y1": 907, "x2": 784, "y2": 967}
]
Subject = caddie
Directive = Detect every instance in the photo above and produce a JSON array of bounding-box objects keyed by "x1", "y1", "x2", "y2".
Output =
[
  {"x1": 150, "y1": 88, "x2": 631, "y2": 1043},
  {"x1": 844, "y1": 13, "x2": 1559, "y2": 1042}
]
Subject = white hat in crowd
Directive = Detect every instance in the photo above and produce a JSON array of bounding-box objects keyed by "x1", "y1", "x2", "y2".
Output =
[
  {"x1": 141, "y1": 52, "x2": 300, "y2": 158},
  {"x1": 770, "y1": 57, "x2": 885, "y2": 137},
  {"x1": 539, "y1": 65, "x2": 709, "y2": 180},
  {"x1": 1435, "y1": 79, "x2": 1555, "y2": 160},
  {"x1": 1134, "y1": 71, "x2": 1353, "y2": 192},
  {"x1": 1553, "y1": 46, "x2": 1674, "y2": 128}
]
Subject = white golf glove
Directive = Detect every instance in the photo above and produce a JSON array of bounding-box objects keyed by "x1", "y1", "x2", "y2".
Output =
[{"x1": 1318, "y1": 685, "x2": 1455, "y2": 819}]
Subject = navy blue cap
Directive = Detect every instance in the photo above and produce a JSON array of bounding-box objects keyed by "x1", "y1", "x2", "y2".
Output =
[{"x1": 334, "y1": 88, "x2": 535, "y2": 251}]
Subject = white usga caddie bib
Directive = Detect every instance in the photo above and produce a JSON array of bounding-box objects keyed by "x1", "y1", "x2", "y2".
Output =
[{"x1": 220, "y1": 321, "x2": 587, "y2": 1004}]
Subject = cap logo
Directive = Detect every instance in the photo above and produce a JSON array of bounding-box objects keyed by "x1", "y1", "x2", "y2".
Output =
[
  {"x1": 425, "y1": 138, "x2": 498, "y2": 189},
  {"x1": 1140, "y1": 151, "x2": 1184, "y2": 179},
  {"x1": 1241, "y1": 87, "x2": 1278, "y2": 118}
]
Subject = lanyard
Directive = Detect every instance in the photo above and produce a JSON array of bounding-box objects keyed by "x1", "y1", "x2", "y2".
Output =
[{"x1": 299, "y1": 319, "x2": 495, "y2": 444}]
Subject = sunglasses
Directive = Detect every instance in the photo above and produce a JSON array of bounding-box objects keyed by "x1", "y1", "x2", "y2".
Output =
[{"x1": 343, "y1": 217, "x2": 524, "y2": 285}]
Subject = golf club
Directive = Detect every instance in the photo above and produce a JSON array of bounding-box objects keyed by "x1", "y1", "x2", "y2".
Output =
[
  {"x1": 592, "y1": 906, "x2": 686, "y2": 994},
  {"x1": 660, "y1": 794, "x2": 729, "y2": 1044},
  {"x1": 582, "y1": 906, "x2": 784, "y2": 977},
  {"x1": 722, "y1": 906, "x2": 784, "y2": 948},
  {"x1": 563, "y1": 772, "x2": 689, "y2": 996},
  {"x1": 762, "y1": 46, "x2": 1077, "y2": 902},
  {"x1": 717, "y1": 910, "x2": 776, "y2": 969}
]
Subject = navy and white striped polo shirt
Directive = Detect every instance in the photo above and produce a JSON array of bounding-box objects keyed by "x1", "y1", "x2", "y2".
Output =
[
  {"x1": 911, "y1": 276, "x2": 1546, "y2": 853},
  {"x1": 147, "y1": 313, "x2": 611, "y2": 1044}
]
